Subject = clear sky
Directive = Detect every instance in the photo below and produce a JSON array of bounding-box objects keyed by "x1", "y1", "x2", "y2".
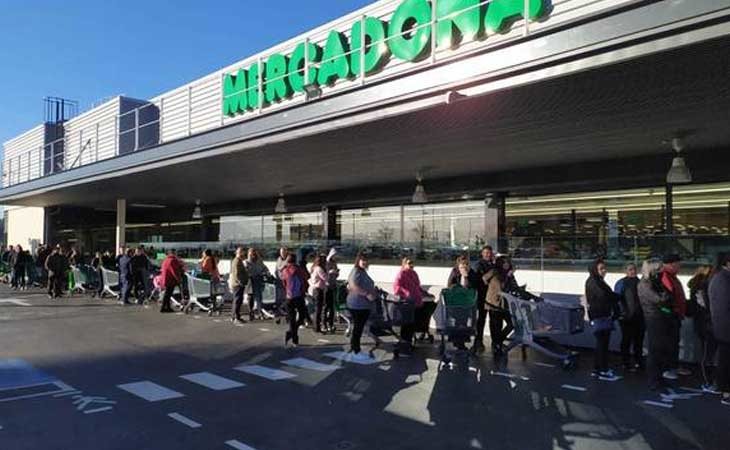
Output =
[{"x1": 0, "y1": 0, "x2": 374, "y2": 148}]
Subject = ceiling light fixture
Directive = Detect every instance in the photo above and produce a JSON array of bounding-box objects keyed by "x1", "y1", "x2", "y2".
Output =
[
  {"x1": 275, "y1": 192, "x2": 287, "y2": 214},
  {"x1": 412, "y1": 173, "x2": 428, "y2": 204},
  {"x1": 192, "y1": 199, "x2": 202, "y2": 219},
  {"x1": 666, "y1": 137, "x2": 692, "y2": 184}
]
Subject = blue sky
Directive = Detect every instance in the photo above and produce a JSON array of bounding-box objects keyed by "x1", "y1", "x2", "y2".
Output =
[{"x1": 0, "y1": 0, "x2": 373, "y2": 148}]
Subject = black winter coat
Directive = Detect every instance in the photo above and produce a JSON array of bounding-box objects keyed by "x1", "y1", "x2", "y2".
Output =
[{"x1": 585, "y1": 264, "x2": 620, "y2": 320}]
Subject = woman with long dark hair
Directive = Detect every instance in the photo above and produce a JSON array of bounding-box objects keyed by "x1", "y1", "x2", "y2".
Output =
[
  {"x1": 586, "y1": 258, "x2": 621, "y2": 380},
  {"x1": 485, "y1": 255, "x2": 516, "y2": 357}
]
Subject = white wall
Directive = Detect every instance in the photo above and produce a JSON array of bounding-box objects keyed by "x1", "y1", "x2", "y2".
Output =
[{"x1": 6, "y1": 206, "x2": 44, "y2": 251}]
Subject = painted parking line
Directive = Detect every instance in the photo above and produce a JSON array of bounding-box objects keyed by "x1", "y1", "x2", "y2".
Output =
[
  {"x1": 225, "y1": 440, "x2": 258, "y2": 450},
  {"x1": 180, "y1": 372, "x2": 245, "y2": 391},
  {"x1": 489, "y1": 371, "x2": 530, "y2": 381},
  {"x1": 534, "y1": 362, "x2": 557, "y2": 368},
  {"x1": 317, "y1": 339, "x2": 331, "y2": 344},
  {"x1": 234, "y1": 365, "x2": 297, "y2": 381},
  {"x1": 117, "y1": 381, "x2": 185, "y2": 402},
  {"x1": 168, "y1": 412, "x2": 202, "y2": 429},
  {"x1": 323, "y1": 351, "x2": 380, "y2": 365},
  {"x1": 281, "y1": 358, "x2": 341, "y2": 372},
  {"x1": 643, "y1": 400, "x2": 674, "y2": 409},
  {"x1": 84, "y1": 406, "x2": 114, "y2": 414},
  {"x1": 258, "y1": 328, "x2": 271, "y2": 332},
  {"x1": 562, "y1": 384, "x2": 587, "y2": 392}
]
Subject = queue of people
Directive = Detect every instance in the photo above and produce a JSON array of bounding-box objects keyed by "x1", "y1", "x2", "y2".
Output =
[
  {"x1": 4, "y1": 240, "x2": 729, "y2": 406},
  {"x1": 585, "y1": 253, "x2": 730, "y2": 406}
]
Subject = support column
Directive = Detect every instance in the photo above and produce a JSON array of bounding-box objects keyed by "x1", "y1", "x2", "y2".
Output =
[
  {"x1": 321, "y1": 206, "x2": 340, "y2": 244},
  {"x1": 485, "y1": 193, "x2": 507, "y2": 253},
  {"x1": 665, "y1": 184, "x2": 674, "y2": 235},
  {"x1": 115, "y1": 199, "x2": 126, "y2": 251}
]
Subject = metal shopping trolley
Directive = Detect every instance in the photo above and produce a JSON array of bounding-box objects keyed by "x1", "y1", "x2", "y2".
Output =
[
  {"x1": 367, "y1": 289, "x2": 410, "y2": 359},
  {"x1": 434, "y1": 286, "x2": 477, "y2": 368},
  {"x1": 501, "y1": 291, "x2": 584, "y2": 370}
]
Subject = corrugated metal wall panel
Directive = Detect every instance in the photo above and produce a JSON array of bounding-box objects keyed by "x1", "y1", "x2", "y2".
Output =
[
  {"x1": 2, "y1": 125, "x2": 46, "y2": 187},
  {"x1": 64, "y1": 98, "x2": 121, "y2": 169}
]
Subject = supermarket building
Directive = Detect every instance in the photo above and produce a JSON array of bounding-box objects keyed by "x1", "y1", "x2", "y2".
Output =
[{"x1": 1, "y1": 0, "x2": 730, "y2": 300}]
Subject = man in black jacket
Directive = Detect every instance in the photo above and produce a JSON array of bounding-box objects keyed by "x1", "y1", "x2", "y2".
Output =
[
  {"x1": 130, "y1": 247, "x2": 151, "y2": 303},
  {"x1": 118, "y1": 248, "x2": 134, "y2": 305},
  {"x1": 45, "y1": 245, "x2": 68, "y2": 299},
  {"x1": 709, "y1": 252, "x2": 730, "y2": 406},
  {"x1": 614, "y1": 263, "x2": 645, "y2": 372},
  {"x1": 474, "y1": 246, "x2": 495, "y2": 353}
]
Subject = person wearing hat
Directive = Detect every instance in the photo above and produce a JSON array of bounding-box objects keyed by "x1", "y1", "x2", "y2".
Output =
[{"x1": 660, "y1": 254, "x2": 691, "y2": 379}]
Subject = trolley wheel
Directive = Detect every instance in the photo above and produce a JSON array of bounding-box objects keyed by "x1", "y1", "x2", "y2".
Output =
[
  {"x1": 208, "y1": 310, "x2": 214, "y2": 317},
  {"x1": 562, "y1": 356, "x2": 577, "y2": 371}
]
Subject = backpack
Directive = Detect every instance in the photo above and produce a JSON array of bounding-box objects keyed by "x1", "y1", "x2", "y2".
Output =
[{"x1": 286, "y1": 271, "x2": 303, "y2": 299}]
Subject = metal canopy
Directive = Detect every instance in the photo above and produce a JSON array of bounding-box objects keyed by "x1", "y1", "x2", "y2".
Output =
[{"x1": 2, "y1": 35, "x2": 730, "y2": 210}]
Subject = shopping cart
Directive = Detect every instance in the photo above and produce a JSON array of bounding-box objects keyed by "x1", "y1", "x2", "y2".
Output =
[
  {"x1": 184, "y1": 273, "x2": 231, "y2": 315},
  {"x1": 434, "y1": 286, "x2": 477, "y2": 368},
  {"x1": 501, "y1": 291, "x2": 584, "y2": 370},
  {"x1": 367, "y1": 289, "x2": 410, "y2": 359},
  {"x1": 333, "y1": 280, "x2": 351, "y2": 336},
  {"x1": 413, "y1": 294, "x2": 437, "y2": 345}
]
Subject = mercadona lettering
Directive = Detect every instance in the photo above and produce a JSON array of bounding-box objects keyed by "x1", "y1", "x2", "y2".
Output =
[{"x1": 223, "y1": 0, "x2": 548, "y2": 117}]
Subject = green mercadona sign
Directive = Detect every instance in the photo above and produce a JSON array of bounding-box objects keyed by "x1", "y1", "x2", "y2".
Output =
[{"x1": 223, "y1": 0, "x2": 548, "y2": 117}]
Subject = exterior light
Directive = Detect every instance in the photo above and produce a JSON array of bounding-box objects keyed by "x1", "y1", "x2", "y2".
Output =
[
  {"x1": 412, "y1": 174, "x2": 428, "y2": 204},
  {"x1": 192, "y1": 199, "x2": 202, "y2": 219},
  {"x1": 666, "y1": 138, "x2": 692, "y2": 184},
  {"x1": 303, "y1": 84, "x2": 322, "y2": 100},
  {"x1": 275, "y1": 193, "x2": 287, "y2": 213}
]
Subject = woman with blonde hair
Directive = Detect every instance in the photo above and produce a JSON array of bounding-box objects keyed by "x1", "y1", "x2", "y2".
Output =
[{"x1": 244, "y1": 247, "x2": 271, "y2": 321}]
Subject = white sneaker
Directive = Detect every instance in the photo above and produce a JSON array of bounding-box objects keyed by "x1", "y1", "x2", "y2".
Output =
[{"x1": 662, "y1": 370, "x2": 678, "y2": 380}]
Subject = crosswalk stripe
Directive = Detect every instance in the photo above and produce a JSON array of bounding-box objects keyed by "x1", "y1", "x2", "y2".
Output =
[
  {"x1": 168, "y1": 412, "x2": 202, "y2": 428},
  {"x1": 323, "y1": 351, "x2": 380, "y2": 365},
  {"x1": 233, "y1": 365, "x2": 296, "y2": 381},
  {"x1": 225, "y1": 440, "x2": 257, "y2": 450},
  {"x1": 117, "y1": 381, "x2": 185, "y2": 402},
  {"x1": 281, "y1": 358, "x2": 341, "y2": 372},
  {"x1": 180, "y1": 372, "x2": 245, "y2": 391}
]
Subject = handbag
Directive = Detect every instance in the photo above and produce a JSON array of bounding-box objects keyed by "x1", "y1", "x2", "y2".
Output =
[{"x1": 590, "y1": 316, "x2": 614, "y2": 332}]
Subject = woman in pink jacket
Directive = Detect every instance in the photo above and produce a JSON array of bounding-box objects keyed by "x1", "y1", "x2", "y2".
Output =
[{"x1": 393, "y1": 257, "x2": 425, "y2": 351}]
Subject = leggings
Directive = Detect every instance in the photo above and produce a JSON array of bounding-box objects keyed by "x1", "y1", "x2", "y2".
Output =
[
  {"x1": 324, "y1": 288, "x2": 335, "y2": 330},
  {"x1": 349, "y1": 308, "x2": 371, "y2": 354},
  {"x1": 716, "y1": 341, "x2": 730, "y2": 393},
  {"x1": 286, "y1": 297, "x2": 308, "y2": 344},
  {"x1": 488, "y1": 308, "x2": 514, "y2": 350},
  {"x1": 594, "y1": 329, "x2": 612, "y2": 372},
  {"x1": 313, "y1": 288, "x2": 325, "y2": 331}
]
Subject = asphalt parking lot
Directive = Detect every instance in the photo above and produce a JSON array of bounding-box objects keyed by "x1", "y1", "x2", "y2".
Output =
[{"x1": 0, "y1": 285, "x2": 728, "y2": 450}]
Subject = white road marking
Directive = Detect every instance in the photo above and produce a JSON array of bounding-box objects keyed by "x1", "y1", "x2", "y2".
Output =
[
  {"x1": 53, "y1": 390, "x2": 82, "y2": 398},
  {"x1": 234, "y1": 365, "x2": 297, "y2": 381},
  {"x1": 0, "y1": 299, "x2": 30, "y2": 306},
  {"x1": 679, "y1": 387, "x2": 705, "y2": 394},
  {"x1": 180, "y1": 372, "x2": 245, "y2": 391},
  {"x1": 84, "y1": 406, "x2": 114, "y2": 414},
  {"x1": 117, "y1": 381, "x2": 185, "y2": 402},
  {"x1": 226, "y1": 440, "x2": 257, "y2": 450},
  {"x1": 168, "y1": 412, "x2": 202, "y2": 428},
  {"x1": 72, "y1": 395, "x2": 116, "y2": 411},
  {"x1": 323, "y1": 351, "x2": 380, "y2": 365},
  {"x1": 281, "y1": 358, "x2": 340, "y2": 372},
  {"x1": 562, "y1": 384, "x2": 587, "y2": 392},
  {"x1": 0, "y1": 381, "x2": 69, "y2": 403},
  {"x1": 489, "y1": 371, "x2": 530, "y2": 381},
  {"x1": 643, "y1": 400, "x2": 674, "y2": 409},
  {"x1": 258, "y1": 328, "x2": 271, "y2": 332},
  {"x1": 534, "y1": 362, "x2": 556, "y2": 368},
  {"x1": 598, "y1": 376, "x2": 623, "y2": 382},
  {"x1": 317, "y1": 339, "x2": 331, "y2": 344},
  {"x1": 213, "y1": 319, "x2": 222, "y2": 323}
]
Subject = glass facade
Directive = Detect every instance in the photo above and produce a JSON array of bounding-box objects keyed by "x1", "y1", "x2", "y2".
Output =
[{"x1": 45, "y1": 183, "x2": 730, "y2": 272}]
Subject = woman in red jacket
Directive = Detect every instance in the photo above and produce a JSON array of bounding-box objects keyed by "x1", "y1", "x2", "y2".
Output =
[{"x1": 393, "y1": 257, "x2": 426, "y2": 351}]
